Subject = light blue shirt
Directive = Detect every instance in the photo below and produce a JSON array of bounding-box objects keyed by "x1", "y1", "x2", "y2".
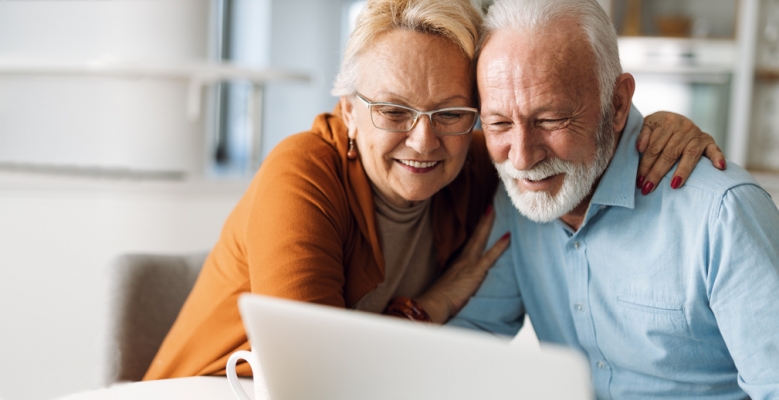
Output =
[{"x1": 448, "y1": 106, "x2": 779, "y2": 399}]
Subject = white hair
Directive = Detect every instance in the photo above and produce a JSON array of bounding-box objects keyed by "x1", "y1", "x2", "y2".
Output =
[
  {"x1": 331, "y1": 0, "x2": 483, "y2": 97},
  {"x1": 479, "y1": 0, "x2": 622, "y2": 112}
]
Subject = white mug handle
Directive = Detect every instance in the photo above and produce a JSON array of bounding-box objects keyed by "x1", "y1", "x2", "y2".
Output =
[{"x1": 226, "y1": 350, "x2": 254, "y2": 400}]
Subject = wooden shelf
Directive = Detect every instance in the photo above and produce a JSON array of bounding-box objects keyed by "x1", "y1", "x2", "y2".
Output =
[{"x1": 755, "y1": 68, "x2": 779, "y2": 82}]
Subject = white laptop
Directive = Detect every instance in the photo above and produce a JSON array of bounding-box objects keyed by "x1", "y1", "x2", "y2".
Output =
[{"x1": 237, "y1": 294, "x2": 593, "y2": 400}]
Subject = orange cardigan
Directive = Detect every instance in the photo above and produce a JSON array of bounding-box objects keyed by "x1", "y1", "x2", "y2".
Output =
[{"x1": 143, "y1": 107, "x2": 498, "y2": 379}]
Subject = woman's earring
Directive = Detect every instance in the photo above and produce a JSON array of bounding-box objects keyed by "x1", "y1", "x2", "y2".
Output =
[{"x1": 347, "y1": 138, "x2": 357, "y2": 159}]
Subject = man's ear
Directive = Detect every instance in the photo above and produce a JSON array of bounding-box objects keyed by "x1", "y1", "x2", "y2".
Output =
[
  {"x1": 611, "y1": 73, "x2": 636, "y2": 133},
  {"x1": 340, "y1": 96, "x2": 358, "y2": 139}
]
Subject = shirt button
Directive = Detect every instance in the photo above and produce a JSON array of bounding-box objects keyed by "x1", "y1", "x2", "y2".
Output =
[
  {"x1": 575, "y1": 304, "x2": 584, "y2": 312},
  {"x1": 574, "y1": 241, "x2": 580, "y2": 249},
  {"x1": 597, "y1": 361, "x2": 606, "y2": 369}
]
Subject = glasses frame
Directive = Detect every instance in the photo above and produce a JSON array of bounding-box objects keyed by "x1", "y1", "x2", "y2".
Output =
[{"x1": 355, "y1": 92, "x2": 478, "y2": 136}]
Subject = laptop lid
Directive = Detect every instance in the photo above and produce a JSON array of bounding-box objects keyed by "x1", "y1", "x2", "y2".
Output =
[{"x1": 238, "y1": 294, "x2": 593, "y2": 400}]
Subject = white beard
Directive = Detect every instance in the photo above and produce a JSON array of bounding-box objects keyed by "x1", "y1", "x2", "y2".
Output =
[{"x1": 494, "y1": 112, "x2": 616, "y2": 223}]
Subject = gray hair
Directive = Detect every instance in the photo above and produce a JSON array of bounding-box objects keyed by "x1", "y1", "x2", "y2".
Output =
[
  {"x1": 331, "y1": 0, "x2": 483, "y2": 97},
  {"x1": 479, "y1": 0, "x2": 622, "y2": 112}
]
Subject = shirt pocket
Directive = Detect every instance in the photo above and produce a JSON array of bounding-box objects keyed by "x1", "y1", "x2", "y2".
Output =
[{"x1": 616, "y1": 295, "x2": 690, "y2": 336}]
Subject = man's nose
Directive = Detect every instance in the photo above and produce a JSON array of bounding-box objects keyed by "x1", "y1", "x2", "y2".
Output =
[
  {"x1": 405, "y1": 115, "x2": 440, "y2": 154},
  {"x1": 508, "y1": 125, "x2": 546, "y2": 171}
]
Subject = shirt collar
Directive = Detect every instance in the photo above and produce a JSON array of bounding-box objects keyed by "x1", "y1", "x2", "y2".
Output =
[{"x1": 589, "y1": 104, "x2": 644, "y2": 210}]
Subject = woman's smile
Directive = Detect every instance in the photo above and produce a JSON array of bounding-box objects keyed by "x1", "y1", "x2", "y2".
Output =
[{"x1": 396, "y1": 159, "x2": 440, "y2": 172}]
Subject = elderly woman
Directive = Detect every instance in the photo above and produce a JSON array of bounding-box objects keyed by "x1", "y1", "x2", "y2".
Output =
[{"x1": 144, "y1": 0, "x2": 723, "y2": 379}]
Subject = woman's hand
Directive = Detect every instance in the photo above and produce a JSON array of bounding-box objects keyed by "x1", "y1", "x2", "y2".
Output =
[
  {"x1": 414, "y1": 206, "x2": 510, "y2": 323},
  {"x1": 637, "y1": 111, "x2": 726, "y2": 195}
]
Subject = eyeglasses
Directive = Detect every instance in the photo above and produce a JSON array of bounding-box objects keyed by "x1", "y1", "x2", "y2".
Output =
[{"x1": 355, "y1": 92, "x2": 478, "y2": 136}]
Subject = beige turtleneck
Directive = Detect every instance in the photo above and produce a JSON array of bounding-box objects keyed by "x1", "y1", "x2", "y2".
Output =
[{"x1": 353, "y1": 187, "x2": 439, "y2": 313}]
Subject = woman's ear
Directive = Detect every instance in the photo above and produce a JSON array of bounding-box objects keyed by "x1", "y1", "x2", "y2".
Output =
[{"x1": 340, "y1": 96, "x2": 357, "y2": 139}]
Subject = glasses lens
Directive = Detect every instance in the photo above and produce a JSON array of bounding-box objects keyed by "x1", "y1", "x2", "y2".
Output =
[
  {"x1": 432, "y1": 110, "x2": 477, "y2": 134},
  {"x1": 370, "y1": 105, "x2": 415, "y2": 131}
]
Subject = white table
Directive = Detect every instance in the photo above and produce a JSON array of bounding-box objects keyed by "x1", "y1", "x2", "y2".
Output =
[{"x1": 57, "y1": 377, "x2": 253, "y2": 400}]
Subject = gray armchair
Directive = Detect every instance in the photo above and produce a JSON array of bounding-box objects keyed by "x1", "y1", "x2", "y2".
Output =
[{"x1": 103, "y1": 252, "x2": 208, "y2": 384}]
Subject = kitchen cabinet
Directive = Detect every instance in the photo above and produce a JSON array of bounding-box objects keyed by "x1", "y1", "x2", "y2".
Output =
[{"x1": 605, "y1": 0, "x2": 779, "y2": 173}]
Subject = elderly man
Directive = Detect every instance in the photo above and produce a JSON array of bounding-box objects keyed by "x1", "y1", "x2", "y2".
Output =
[{"x1": 448, "y1": 0, "x2": 779, "y2": 398}]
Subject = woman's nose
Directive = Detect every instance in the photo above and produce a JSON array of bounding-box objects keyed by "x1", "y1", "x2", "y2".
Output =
[{"x1": 405, "y1": 115, "x2": 440, "y2": 154}]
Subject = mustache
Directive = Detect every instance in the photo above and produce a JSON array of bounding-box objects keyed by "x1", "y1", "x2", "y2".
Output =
[{"x1": 494, "y1": 158, "x2": 577, "y2": 181}]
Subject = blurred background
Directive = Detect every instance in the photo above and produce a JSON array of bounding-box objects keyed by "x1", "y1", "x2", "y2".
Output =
[{"x1": 0, "y1": 1, "x2": 778, "y2": 399}]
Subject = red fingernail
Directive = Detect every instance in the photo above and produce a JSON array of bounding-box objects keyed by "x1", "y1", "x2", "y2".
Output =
[
  {"x1": 671, "y1": 176, "x2": 682, "y2": 189},
  {"x1": 636, "y1": 141, "x2": 642, "y2": 152},
  {"x1": 636, "y1": 175, "x2": 645, "y2": 188},
  {"x1": 641, "y1": 181, "x2": 654, "y2": 195},
  {"x1": 485, "y1": 204, "x2": 493, "y2": 216},
  {"x1": 719, "y1": 160, "x2": 726, "y2": 169},
  {"x1": 500, "y1": 232, "x2": 511, "y2": 241}
]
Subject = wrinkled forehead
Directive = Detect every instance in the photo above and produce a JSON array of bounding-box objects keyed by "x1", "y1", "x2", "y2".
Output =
[
  {"x1": 355, "y1": 29, "x2": 476, "y2": 105},
  {"x1": 475, "y1": 22, "x2": 599, "y2": 106},
  {"x1": 358, "y1": 29, "x2": 472, "y2": 72},
  {"x1": 479, "y1": 19, "x2": 596, "y2": 80}
]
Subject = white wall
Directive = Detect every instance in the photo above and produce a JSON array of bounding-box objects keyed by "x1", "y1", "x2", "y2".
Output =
[
  {"x1": 261, "y1": 0, "x2": 345, "y2": 160},
  {"x1": 0, "y1": 0, "x2": 210, "y2": 175},
  {"x1": 0, "y1": 173, "x2": 246, "y2": 400},
  {"x1": 208, "y1": 0, "x2": 344, "y2": 172}
]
